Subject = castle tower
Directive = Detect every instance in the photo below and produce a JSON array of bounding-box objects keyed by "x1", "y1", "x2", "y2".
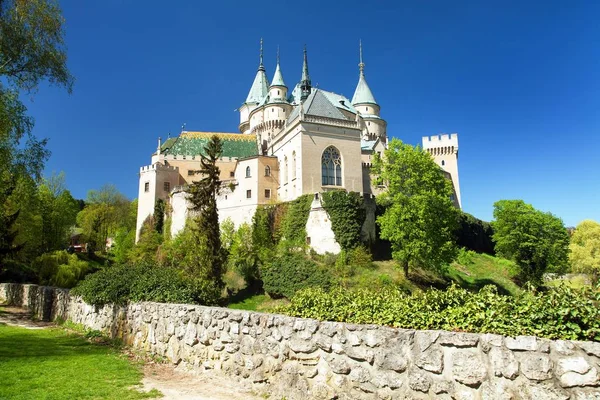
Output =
[
  {"x1": 422, "y1": 133, "x2": 462, "y2": 208},
  {"x1": 352, "y1": 41, "x2": 387, "y2": 142},
  {"x1": 300, "y1": 45, "x2": 312, "y2": 101},
  {"x1": 239, "y1": 39, "x2": 269, "y2": 134},
  {"x1": 268, "y1": 47, "x2": 288, "y2": 103}
]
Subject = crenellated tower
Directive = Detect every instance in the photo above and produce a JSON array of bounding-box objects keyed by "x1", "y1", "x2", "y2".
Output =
[
  {"x1": 422, "y1": 133, "x2": 461, "y2": 208},
  {"x1": 352, "y1": 41, "x2": 387, "y2": 143},
  {"x1": 239, "y1": 39, "x2": 269, "y2": 134}
]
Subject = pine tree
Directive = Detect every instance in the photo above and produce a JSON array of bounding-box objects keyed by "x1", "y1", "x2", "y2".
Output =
[{"x1": 187, "y1": 135, "x2": 225, "y2": 288}]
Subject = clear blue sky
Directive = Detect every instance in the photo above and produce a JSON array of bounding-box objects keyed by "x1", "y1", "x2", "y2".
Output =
[{"x1": 26, "y1": 0, "x2": 599, "y2": 226}]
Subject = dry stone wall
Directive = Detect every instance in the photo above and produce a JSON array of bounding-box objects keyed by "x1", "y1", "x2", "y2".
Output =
[{"x1": 2, "y1": 283, "x2": 599, "y2": 399}]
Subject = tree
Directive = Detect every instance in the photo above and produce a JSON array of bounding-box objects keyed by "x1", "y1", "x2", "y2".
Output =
[
  {"x1": 187, "y1": 135, "x2": 225, "y2": 287},
  {"x1": 77, "y1": 185, "x2": 131, "y2": 252},
  {"x1": 569, "y1": 220, "x2": 600, "y2": 284},
  {"x1": 492, "y1": 200, "x2": 569, "y2": 285},
  {"x1": 38, "y1": 172, "x2": 79, "y2": 252},
  {"x1": 372, "y1": 139, "x2": 459, "y2": 277},
  {"x1": 153, "y1": 199, "x2": 165, "y2": 234}
]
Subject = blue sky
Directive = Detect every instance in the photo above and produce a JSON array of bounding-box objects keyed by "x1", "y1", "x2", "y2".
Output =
[{"x1": 25, "y1": 0, "x2": 599, "y2": 226}]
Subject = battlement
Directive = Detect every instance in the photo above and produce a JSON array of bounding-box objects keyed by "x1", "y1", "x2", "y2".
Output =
[
  {"x1": 139, "y1": 163, "x2": 179, "y2": 173},
  {"x1": 163, "y1": 154, "x2": 237, "y2": 162},
  {"x1": 422, "y1": 133, "x2": 458, "y2": 149}
]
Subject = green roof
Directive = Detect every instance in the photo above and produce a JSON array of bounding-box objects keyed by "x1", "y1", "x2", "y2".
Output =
[
  {"x1": 352, "y1": 72, "x2": 378, "y2": 105},
  {"x1": 165, "y1": 132, "x2": 258, "y2": 158}
]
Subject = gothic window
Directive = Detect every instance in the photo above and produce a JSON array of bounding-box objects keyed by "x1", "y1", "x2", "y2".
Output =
[
  {"x1": 441, "y1": 160, "x2": 445, "y2": 166},
  {"x1": 163, "y1": 182, "x2": 170, "y2": 192},
  {"x1": 321, "y1": 146, "x2": 342, "y2": 186},
  {"x1": 283, "y1": 156, "x2": 288, "y2": 184},
  {"x1": 246, "y1": 166, "x2": 251, "y2": 178},
  {"x1": 265, "y1": 165, "x2": 271, "y2": 177},
  {"x1": 292, "y1": 151, "x2": 296, "y2": 179}
]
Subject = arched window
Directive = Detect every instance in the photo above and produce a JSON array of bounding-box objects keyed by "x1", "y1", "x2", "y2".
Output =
[
  {"x1": 292, "y1": 151, "x2": 296, "y2": 179},
  {"x1": 321, "y1": 146, "x2": 342, "y2": 186},
  {"x1": 441, "y1": 160, "x2": 445, "y2": 166},
  {"x1": 265, "y1": 165, "x2": 271, "y2": 177},
  {"x1": 283, "y1": 156, "x2": 288, "y2": 184},
  {"x1": 246, "y1": 166, "x2": 251, "y2": 178}
]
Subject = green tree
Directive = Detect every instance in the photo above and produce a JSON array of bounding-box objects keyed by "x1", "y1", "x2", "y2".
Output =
[
  {"x1": 569, "y1": 220, "x2": 600, "y2": 284},
  {"x1": 187, "y1": 135, "x2": 225, "y2": 287},
  {"x1": 322, "y1": 190, "x2": 366, "y2": 251},
  {"x1": 77, "y1": 185, "x2": 130, "y2": 252},
  {"x1": 372, "y1": 139, "x2": 459, "y2": 277},
  {"x1": 153, "y1": 199, "x2": 165, "y2": 234},
  {"x1": 38, "y1": 172, "x2": 79, "y2": 252},
  {"x1": 492, "y1": 200, "x2": 569, "y2": 285}
]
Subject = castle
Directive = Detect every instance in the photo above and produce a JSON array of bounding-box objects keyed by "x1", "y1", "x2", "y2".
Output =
[{"x1": 136, "y1": 42, "x2": 461, "y2": 253}]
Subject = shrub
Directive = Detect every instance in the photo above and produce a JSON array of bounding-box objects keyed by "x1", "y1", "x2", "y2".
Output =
[
  {"x1": 348, "y1": 246, "x2": 373, "y2": 270},
  {"x1": 72, "y1": 263, "x2": 221, "y2": 306},
  {"x1": 281, "y1": 283, "x2": 600, "y2": 341},
  {"x1": 31, "y1": 251, "x2": 97, "y2": 288},
  {"x1": 280, "y1": 195, "x2": 313, "y2": 245},
  {"x1": 260, "y1": 252, "x2": 333, "y2": 299},
  {"x1": 322, "y1": 190, "x2": 366, "y2": 250}
]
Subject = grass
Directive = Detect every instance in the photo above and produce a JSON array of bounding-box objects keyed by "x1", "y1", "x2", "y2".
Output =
[{"x1": 0, "y1": 323, "x2": 161, "y2": 400}]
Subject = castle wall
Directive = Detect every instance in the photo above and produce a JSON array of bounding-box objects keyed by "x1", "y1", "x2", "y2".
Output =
[
  {"x1": 3, "y1": 282, "x2": 599, "y2": 400},
  {"x1": 305, "y1": 195, "x2": 341, "y2": 254},
  {"x1": 422, "y1": 134, "x2": 461, "y2": 208}
]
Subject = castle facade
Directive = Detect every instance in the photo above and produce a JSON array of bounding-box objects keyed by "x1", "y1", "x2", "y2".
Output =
[{"x1": 136, "y1": 42, "x2": 461, "y2": 253}]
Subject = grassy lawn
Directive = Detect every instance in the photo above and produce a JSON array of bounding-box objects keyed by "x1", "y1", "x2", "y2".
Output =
[{"x1": 0, "y1": 323, "x2": 160, "y2": 400}]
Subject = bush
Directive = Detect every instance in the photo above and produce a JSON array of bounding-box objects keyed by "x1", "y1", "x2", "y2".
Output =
[
  {"x1": 260, "y1": 252, "x2": 333, "y2": 299},
  {"x1": 456, "y1": 212, "x2": 495, "y2": 255},
  {"x1": 321, "y1": 191, "x2": 366, "y2": 250},
  {"x1": 348, "y1": 246, "x2": 373, "y2": 270},
  {"x1": 281, "y1": 283, "x2": 600, "y2": 341},
  {"x1": 280, "y1": 195, "x2": 313, "y2": 245},
  {"x1": 72, "y1": 263, "x2": 221, "y2": 306},
  {"x1": 31, "y1": 251, "x2": 97, "y2": 288}
]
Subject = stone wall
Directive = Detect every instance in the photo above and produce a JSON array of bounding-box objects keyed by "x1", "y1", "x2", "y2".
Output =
[{"x1": 2, "y1": 283, "x2": 599, "y2": 399}]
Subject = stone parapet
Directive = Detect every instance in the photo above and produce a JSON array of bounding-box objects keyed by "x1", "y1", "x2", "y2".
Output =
[{"x1": 1, "y1": 283, "x2": 599, "y2": 399}]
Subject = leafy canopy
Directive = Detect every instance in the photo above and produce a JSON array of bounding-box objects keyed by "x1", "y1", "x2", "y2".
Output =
[
  {"x1": 569, "y1": 220, "x2": 600, "y2": 282},
  {"x1": 492, "y1": 199, "x2": 569, "y2": 285},
  {"x1": 372, "y1": 138, "x2": 459, "y2": 276}
]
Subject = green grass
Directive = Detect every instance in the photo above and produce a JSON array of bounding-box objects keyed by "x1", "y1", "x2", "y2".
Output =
[{"x1": 0, "y1": 324, "x2": 161, "y2": 400}]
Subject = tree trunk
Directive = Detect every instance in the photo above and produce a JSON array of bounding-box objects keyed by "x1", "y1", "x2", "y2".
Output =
[{"x1": 402, "y1": 261, "x2": 409, "y2": 278}]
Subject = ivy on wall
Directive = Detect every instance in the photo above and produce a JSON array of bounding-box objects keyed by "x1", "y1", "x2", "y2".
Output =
[
  {"x1": 279, "y1": 194, "x2": 313, "y2": 245},
  {"x1": 322, "y1": 190, "x2": 366, "y2": 251}
]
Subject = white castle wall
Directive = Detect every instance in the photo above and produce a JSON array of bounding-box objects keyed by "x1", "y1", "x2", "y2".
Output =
[
  {"x1": 305, "y1": 195, "x2": 341, "y2": 255},
  {"x1": 422, "y1": 134, "x2": 461, "y2": 208}
]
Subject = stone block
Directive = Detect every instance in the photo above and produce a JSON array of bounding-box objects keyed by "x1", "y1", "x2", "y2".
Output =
[
  {"x1": 505, "y1": 335, "x2": 538, "y2": 351},
  {"x1": 560, "y1": 368, "x2": 599, "y2": 388},
  {"x1": 414, "y1": 344, "x2": 444, "y2": 374},
  {"x1": 519, "y1": 353, "x2": 553, "y2": 381},
  {"x1": 489, "y1": 346, "x2": 519, "y2": 379},
  {"x1": 327, "y1": 355, "x2": 351, "y2": 375},
  {"x1": 452, "y1": 351, "x2": 487, "y2": 387},
  {"x1": 408, "y1": 368, "x2": 432, "y2": 392},
  {"x1": 439, "y1": 332, "x2": 479, "y2": 348}
]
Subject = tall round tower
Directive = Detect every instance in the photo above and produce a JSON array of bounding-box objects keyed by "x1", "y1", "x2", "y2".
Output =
[{"x1": 239, "y1": 39, "x2": 269, "y2": 134}]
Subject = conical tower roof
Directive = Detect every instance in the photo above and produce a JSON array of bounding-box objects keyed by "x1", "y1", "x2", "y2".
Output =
[
  {"x1": 271, "y1": 47, "x2": 286, "y2": 87},
  {"x1": 245, "y1": 39, "x2": 269, "y2": 104},
  {"x1": 351, "y1": 41, "x2": 378, "y2": 106}
]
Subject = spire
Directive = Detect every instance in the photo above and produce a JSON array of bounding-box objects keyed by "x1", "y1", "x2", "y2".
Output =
[
  {"x1": 271, "y1": 46, "x2": 286, "y2": 87},
  {"x1": 245, "y1": 38, "x2": 269, "y2": 104},
  {"x1": 300, "y1": 45, "x2": 311, "y2": 101},
  {"x1": 351, "y1": 40, "x2": 377, "y2": 106}
]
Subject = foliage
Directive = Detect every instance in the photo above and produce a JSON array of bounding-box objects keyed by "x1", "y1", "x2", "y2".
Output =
[
  {"x1": 280, "y1": 194, "x2": 313, "y2": 245},
  {"x1": 220, "y1": 217, "x2": 235, "y2": 252},
  {"x1": 569, "y1": 220, "x2": 600, "y2": 283},
  {"x1": 0, "y1": 324, "x2": 160, "y2": 399},
  {"x1": 348, "y1": 245, "x2": 374, "y2": 270},
  {"x1": 228, "y1": 223, "x2": 260, "y2": 285},
  {"x1": 128, "y1": 224, "x2": 162, "y2": 265},
  {"x1": 492, "y1": 199, "x2": 570, "y2": 286},
  {"x1": 282, "y1": 283, "x2": 600, "y2": 341},
  {"x1": 456, "y1": 212, "x2": 495, "y2": 255},
  {"x1": 0, "y1": 173, "x2": 22, "y2": 265},
  {"x1": 187, "y1": 135, "x2": 225, "y2": 287},
  {"x1": 72, "y1": 262, "x2": 221, "y2": 306},
  {"x1": 31, "y1": 250, "x2": 98, "y2": 288},
  {"x1": 372, "y1": 139, "x2": 459, "y2": 276},
  {"x1": 77, "y1": 185, "x2": 131, "y2": 252},
  {"x1": 321, "y1": 190, "x2": 365, "y2": 250},
  {"x1": 153, "y1": 199, "x2": 165, "y2": 234},
  {"x1": 260, "y1": 251, "x2": 333, "y2": 299}
]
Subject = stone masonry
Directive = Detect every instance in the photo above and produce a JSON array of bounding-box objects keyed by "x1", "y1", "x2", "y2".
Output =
[{"x1": 1, "y1": 283, "x2": 599, "y2": 399}]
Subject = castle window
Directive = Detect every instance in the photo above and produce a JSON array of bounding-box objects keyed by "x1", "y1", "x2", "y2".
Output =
[
  {"x1": 277, "y1": 90, "x2": 280, "y2": 95},
  {"x1": 265, "y1": 165, "x2": 271, "y2": 176},
  {"x1": 163, "y1": 182, "x2": 170, "y2": 192},
  {"x1": 441, "y1": 160, "x2": 445, "y2": 166},
  {"x1": 246, "y1": 190, "x2": 252, "y2": 199},
  {"x1": 321, "y1": 146, "x2": 342, "y2": 186},
  {"x1": 245, "y1": 166, "x2": 251, "y2": 178},
  {"x1": 144, "y1": 182, "x2": 149, "y2": 192},
  {"x1": 283, "y1": 156, "x2": 288, "y2": 184},
  {"x1": 292, "y1": 151, "x2": 296, "y2": 179},
  {"x1": 265, "y1": 189, "x2": 271, "y2": 199},
  {"x1": 230, "y1": 171, "x2": 235, "y2": 178}
]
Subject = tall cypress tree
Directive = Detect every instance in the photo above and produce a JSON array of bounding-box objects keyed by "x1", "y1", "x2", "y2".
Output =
[{"x1": 187, "y1": 135, "x2": 225, "y2": 287}]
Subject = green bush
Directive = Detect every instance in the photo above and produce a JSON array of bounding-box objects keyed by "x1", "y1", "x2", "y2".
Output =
[
  {"x1": 348, "y1": 246, "x2": 373, "y2": 270},
  {"x1": 260, "y1": 252, "x2": 333, "y2": 299},
  {"x1": 280, "y1": 195, "x2": 313, "y2": 245},
  {"x1": 282, "y1": 283, "x2": 600, "y2": 341},
  {"x1": 322, "y1": 190, "x2": 365, "y2": 250},
  {"x1": 72, "y1": 263, "x2": 221, "y2": 306},
  {"x1": 31, "y1": 251, "x2": 97, "y2": 288}
]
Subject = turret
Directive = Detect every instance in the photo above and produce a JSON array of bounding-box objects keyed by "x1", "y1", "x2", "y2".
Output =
[
  {"x1": 239, "y1": 39, "x2": 269, "y2": 134},
  {"x1": 300, "y1": 45, "x2": 312, "y2": 102},
  {"x1": 268, "y1": 47, "x2": 289, "y2": 103},
  {"x1": 352, "y1": 41, "x2": 386, "y2": 142}
]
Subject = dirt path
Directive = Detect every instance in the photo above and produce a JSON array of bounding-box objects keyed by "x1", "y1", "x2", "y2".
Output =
[{"x1": 0, "y1": 304, "x2": 264, "y2": 400}]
